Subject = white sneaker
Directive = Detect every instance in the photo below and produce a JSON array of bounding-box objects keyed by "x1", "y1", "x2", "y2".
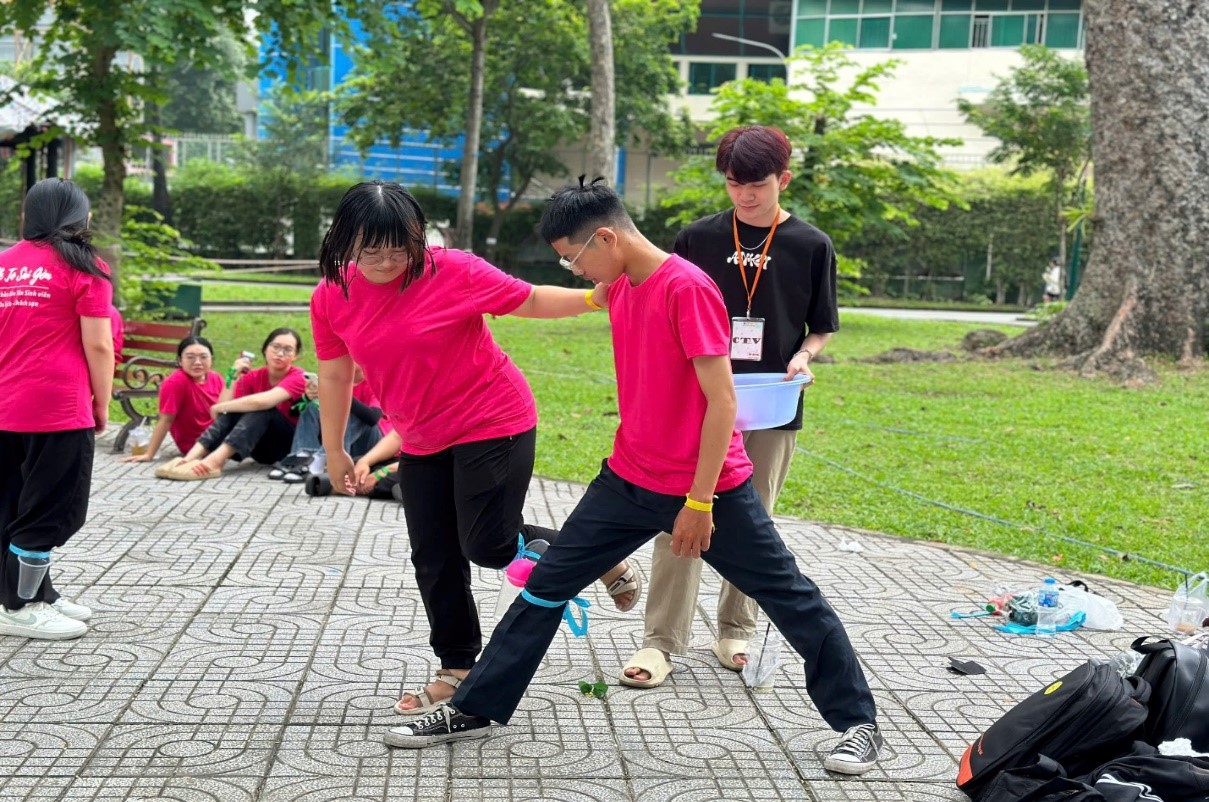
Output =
[
  {"x1": 0, "y1": 602, "x2": 88, "y2": 640},
  {"x1": 52, "y1": 597, "x2": 93, "y2": 622}
]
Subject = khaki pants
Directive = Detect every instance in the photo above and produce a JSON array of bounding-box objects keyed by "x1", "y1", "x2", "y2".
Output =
[{"x1": 641, "y1": 428, "x2": 797, "y2": 654}]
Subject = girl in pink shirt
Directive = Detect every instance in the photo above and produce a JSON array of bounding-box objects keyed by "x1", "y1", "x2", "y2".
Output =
[
  {"x1": 0, "y1": 178, "x2": 114, "y2": 641},
  {"x1": 117, "y1": 336, "x2": 223, "y2": 463},
  {"x1": 159, "y1": 328, "x2": 307, "y2": 480},
  {"x1": 310, "y1": 181, "x2": 640, "y2": 716}
]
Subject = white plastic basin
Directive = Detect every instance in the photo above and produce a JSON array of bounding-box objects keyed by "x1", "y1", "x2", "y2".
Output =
[{"x1": 734, "y1": 372, "x2": 813, "y2": 431}]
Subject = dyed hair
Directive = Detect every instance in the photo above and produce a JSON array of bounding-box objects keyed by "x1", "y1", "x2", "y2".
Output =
[
  {"x1": 261, "y1": 327, "x2": 303, "y2": 356},
  {"x1": 317, "y1": 180, "x2": 433, "y2": 295},
  {"x1": 175, "y1": 335, "x2": 214, "y2": 360},
  {"x1": 538, "y1": 176, "x2": 635, "y2": 244},
  {"x1": 21, "y1": 178, "x2": 107, "y2": 280},
  {"x1": 715, "y1": 126, "x2": 792, "y2": 183}
]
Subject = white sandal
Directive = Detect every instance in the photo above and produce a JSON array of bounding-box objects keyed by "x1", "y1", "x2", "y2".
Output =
[{"x1": 393, "y1": 669, "x2": 465, "y2": 716}]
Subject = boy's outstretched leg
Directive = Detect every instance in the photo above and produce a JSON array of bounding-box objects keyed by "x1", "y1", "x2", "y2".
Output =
[{"x1": 703, "y1": 479, "x2": 884, "y2": 775}]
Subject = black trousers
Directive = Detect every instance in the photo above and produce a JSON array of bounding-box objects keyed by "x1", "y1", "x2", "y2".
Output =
[
  {"x1": 0, "y1": 429, "x2": 95, "y2": 610},
  {"x1": 196, "y1": 408, "x2": 295, "y2": 465},
  {"x1": 453, "y1": 462, "x2": 878, "y2": 732},
  {"x1": 396, "y1": 427, "x2": 558, "y2": 669}
]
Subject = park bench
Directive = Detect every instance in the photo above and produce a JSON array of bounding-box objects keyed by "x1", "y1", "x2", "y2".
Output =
[{"x1": 111, "y1": 317, "x2": 206, "y2": 453}]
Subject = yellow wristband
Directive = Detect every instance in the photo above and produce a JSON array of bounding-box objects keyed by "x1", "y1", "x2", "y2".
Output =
[
  {"x1": 585, "y1": 289, "x2": 603, "y2": 311},
  {"x1": 684, "y1": 495, "x2": 714, "y2": 513}
]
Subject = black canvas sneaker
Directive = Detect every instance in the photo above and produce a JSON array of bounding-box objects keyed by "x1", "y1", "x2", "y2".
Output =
[
  {"x1": 383, "y1": 704, "x2": 491, "y2": 748},
  {"x1": 823, "y1": 723, "x2": 884, "y2": 775}
]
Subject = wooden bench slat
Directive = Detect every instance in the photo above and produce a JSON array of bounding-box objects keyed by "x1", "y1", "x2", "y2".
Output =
[
  {"x1": 124, "y1": 321, "x2": 197, "y2": 339},
  {"x1": 123, "y1": 338, "x2": 180, "y2": 353}
]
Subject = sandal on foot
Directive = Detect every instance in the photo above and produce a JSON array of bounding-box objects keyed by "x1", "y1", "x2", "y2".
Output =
[
  {"x1": 166, "y1": 460, "x2": 221, "y2": 481},
  {"x1": 394, "y1": 670, "x2": 464, "y2": 717},
  {"x1": 154, "y1": 457, "x2": 188, "y2": 479},
  {"x1": 711, "y1": 638, "x2": 748, "y2": 672},
  {"x1": 604, "y1": 564, "x2": 642, "y2": 613},
  {"x1": 619, "y1": 647, "x2": 673, "y2": 689}
]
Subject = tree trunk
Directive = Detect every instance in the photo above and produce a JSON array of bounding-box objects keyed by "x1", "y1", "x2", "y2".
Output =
[
  {"x1": 94, "y1": 101, "x2": 125, "y2": 293},
  {"x1": 996, "y1": 0, "x2": 1209, "y2": 382},
  {"x1": 148, "y1": 99, "x2": 173, "y2": 226},
  {"x1": 585, "y1": 0, "x2": 616, "y2": 185},
  {"x1": 454, "y1": 7, "x2": 494, "y2": 251}
]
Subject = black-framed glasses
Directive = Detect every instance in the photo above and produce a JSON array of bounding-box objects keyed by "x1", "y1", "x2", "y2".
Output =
[{"x1": 558, "y1": 233, "x2": 597, "y2": 272}]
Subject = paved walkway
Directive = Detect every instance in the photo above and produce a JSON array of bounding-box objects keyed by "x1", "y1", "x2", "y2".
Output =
[
  {"x1": 1, "y1": 429, "x2": 1170, "y2": 801},
  {"x1": 839, "y1": 307, "x2": 1037, "y2": 327}
]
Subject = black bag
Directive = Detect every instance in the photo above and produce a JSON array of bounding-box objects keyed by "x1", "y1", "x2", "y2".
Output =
[
  {"x1": 978, "y1": 756, "x2": 1102, "y2": 802},
  {"x1": 1088, "y1": 741, "x2": 1209, "y2": 802},
  {"x1": 958, "y1": 661, "x2": 1151, "y2": 801},
  {"x1": 1131, "y1": 636, "x2": 1209, "y2": 751}
]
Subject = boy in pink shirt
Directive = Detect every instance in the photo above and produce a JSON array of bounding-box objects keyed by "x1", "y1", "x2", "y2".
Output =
[{"x1": 385, "y1": 180, "x2": 884, "y2": 777}]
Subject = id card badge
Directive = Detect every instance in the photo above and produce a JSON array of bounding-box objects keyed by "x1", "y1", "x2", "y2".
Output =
[{"x1": 730, "y1": 317, "x2": 765, "y2": 361}]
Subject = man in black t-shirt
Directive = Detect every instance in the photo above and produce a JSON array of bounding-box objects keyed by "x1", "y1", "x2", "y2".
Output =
[{"x1": 622, "y1": 125, "x2": 840, "y2": 690}]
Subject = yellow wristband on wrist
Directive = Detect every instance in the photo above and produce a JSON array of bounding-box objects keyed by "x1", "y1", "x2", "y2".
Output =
[
  {"x1": 684, "y1": 495, "x2": 714, "y2": 513},
  {"x1": 585, "y1": 289, "x2": 603, "y2": 311}
]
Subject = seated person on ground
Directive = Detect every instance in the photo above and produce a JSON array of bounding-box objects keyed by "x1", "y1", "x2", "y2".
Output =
[
  {"x1": 119, "y1": 336, "x2": 223, "y2": 465},
  {"x1": 158, "y1": 327, "x2": 307, "y2": 481},
  {"x1": 271, "y1": 364, "x2": 388, "y2": 483},
  {"x1": 305, "y1": 428, "x2": 402, "y2": 499}
]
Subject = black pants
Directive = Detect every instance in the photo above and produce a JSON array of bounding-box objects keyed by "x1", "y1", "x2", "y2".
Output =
[
  {"x1": 197, "y1": 408, "x2": 295, "y2": 465},
  {"x1": 0, "y1": 429, "x2": 95, "y2": 610},
  {"x1": 453, "y1": 462, "x2": 878, "y2": 732},
  {"x1": 396, "y1": 427, "x2": 558, "y2": 669}
]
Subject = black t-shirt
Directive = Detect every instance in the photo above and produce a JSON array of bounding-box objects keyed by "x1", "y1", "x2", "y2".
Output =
[{"x1": 673, "y1": 210, "x2": 839, "y2": 431}]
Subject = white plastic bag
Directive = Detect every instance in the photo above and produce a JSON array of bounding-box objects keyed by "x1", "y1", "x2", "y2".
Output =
[
  {"x1": 1058, "y1": 584, "x2": 1123, "y2": 630},
  {"x1": 1167, "y1": 572, "x2": 1209, "y2": 635}
]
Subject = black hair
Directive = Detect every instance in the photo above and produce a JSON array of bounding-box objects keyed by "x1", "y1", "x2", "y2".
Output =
[
  {"x1": 538, "y1": 176, "x2": 636, "y2": 244},
  {"x1": 317, "y1": 180, "x2": 433, "y2": 295},
  {"x1": 21, "y1": 178, "x2": 107, "y2": 280},
  {"x1": 176, "y1": 335, "x2": 215, "y2": 361},
  {"x1": 261, "y1": 327, "x2": 303, "y2": 356}
]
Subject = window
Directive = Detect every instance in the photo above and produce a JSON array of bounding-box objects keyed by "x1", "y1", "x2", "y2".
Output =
[
  {"x1": 863, "y1": 0, "x2": 893, "y2": 12},
  {"x1": 858, "y1": 15, "x2": 892, "y2": 47},
  {"x1": 799, "y1": 0, "x2": 827, "y2": 12},
  {"x1": 1023, "y1": 13, "x2": 1042, "y2": 43},
  {"x1": 974, "y1": 0, "x2": 1008, "y2": 9},
  {"x1": 1044, "y1": 12, "x2": 1081, "y2": 47},
  {"x1": 939, "y1": 14, "x2": 972, "y2": 47},
  {"x1": 748, "y1": 63, "x2": 788, "y2": 82},
  {"x1": 831, "y1": 0, "x2": 860, "y2": 12},
  {"x1": 990, "y1": 14, "x2": 1025, "y2": 46},
  {"x1": 1012, "y1": 0, "x2": 1045, "y2": 10},
  {"x1": 897, "y1": 0, "x2": 936, "y2": 10},
  {"x1": 893, "y1": 15, "x2": 935, "y2": 48},
  {"x1": 829, "y1": 17, "x2": 859, "y2": 45},
  {"x1": 971, "y1": 14, "x2": 990, "y2": 47},
  {"x1": 941, "y1": 0, "x2": 973, "y2": 8},
  {"x1": 1047, "y1": 0, "x2": 1082, "y2": 9},
  {"x1": 688, "y1": 62, "x2": 737, "y2": 95},
  {"x1": 796, "y1": 17, "x2": 827, "y2": 47}
]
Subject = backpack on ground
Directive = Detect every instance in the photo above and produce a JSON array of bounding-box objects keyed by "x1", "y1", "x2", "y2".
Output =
[
  {"x1": 1131, "y1": 636, "x2": 1209, "y2": 751},
  {"x1": 957, "y1": 661, "x2": 1152, "y2": 801}
]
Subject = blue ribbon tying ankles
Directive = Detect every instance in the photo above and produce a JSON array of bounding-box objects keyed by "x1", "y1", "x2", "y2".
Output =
[
  {"x1": 8, "y1": 544, "x2": 51, "y2": 559},
  {"x1": 520, "y1": 589, "x2": 591, "y2": 637}
]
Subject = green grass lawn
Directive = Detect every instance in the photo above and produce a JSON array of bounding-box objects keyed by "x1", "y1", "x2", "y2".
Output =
[
  {"x1": 147, "y1": 310, "x2": 1208, "y2": 589},
  {"x1": 196, "y1": 282, "x2": 316, "y2": 304}
]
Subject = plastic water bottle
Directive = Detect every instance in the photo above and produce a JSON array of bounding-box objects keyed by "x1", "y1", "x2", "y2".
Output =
[{"x1": 1035, "y1": 577, "x2": 1060, "y2": 637}]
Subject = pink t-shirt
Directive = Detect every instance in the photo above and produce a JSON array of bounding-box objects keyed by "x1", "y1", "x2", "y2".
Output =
[
  {"x1": 234, "y1": 366, "x2": 307, "y2": 424},
  {"x1": 109, "y1": 305, "x2": 125, "y2": 363},
  {"x1": 0, "y1": 240, "x2": 114, "y2": 432},
  {"x1": 158, "y1": 369, "x2": 224, "y2": 453},
  {"x1": 310, "y1": 247, "x2": 536, "y2": 456},
  {"x1": 606, "y1": 254, "x2": 752, "y2": 496}
]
